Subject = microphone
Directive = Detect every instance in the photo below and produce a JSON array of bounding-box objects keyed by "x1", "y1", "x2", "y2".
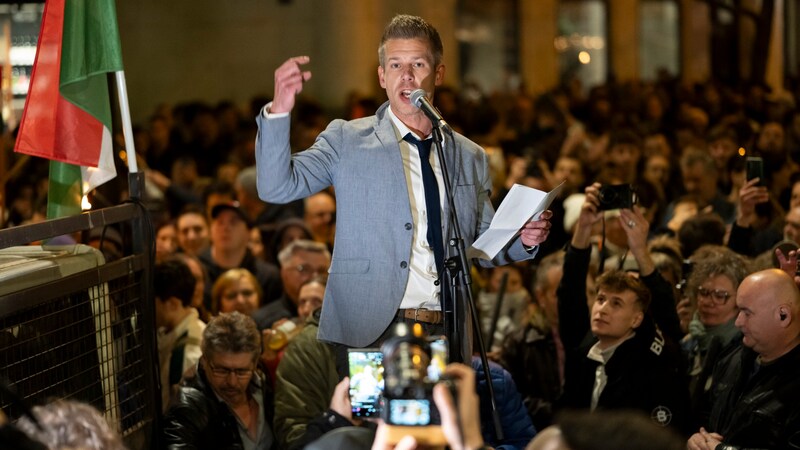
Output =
[{"x1": 410, "y1": 89, "x2": 451, "y2": 132}]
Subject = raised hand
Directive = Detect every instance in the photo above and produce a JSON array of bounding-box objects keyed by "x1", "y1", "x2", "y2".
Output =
[
  {"x1": 618, "y1": 206, "x2": 655, "y2": 275},
  {"x1": 736, "y1": 177, "x2": 769, "y2": 228},
  {"x1": 571, "y1": 182, "x2": 604, "y2": 249},
  {"x1": 271, "y1": 56, "x2": 312, "y2": 114},
  {"x1": 618, "y1": 207, "x2": 649, "y2": 252},
  {"x1": 775, "y1": 247, "x2": 800, "y2": 289}
]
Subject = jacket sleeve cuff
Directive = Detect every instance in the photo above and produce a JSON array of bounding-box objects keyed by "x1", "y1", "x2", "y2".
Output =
[{"x1": 262, "y1": 102, "x2": 290, "y2": 119}]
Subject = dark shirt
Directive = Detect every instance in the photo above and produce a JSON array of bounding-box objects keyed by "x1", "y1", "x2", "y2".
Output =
[
  {"x1": 499, "y1": 323, "x2": 562, "y2": 430},
  {"x1": 252, "y1": 294, "x2": 298, "y2": 331},
  {"x1": 255, "y1": 201, "x2": 305, "y2": 227},
  {"x1": 198, "y1": 247, "x2": 282, "y2": 312}
]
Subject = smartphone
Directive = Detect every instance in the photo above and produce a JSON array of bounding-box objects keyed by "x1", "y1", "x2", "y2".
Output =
[
  {"x1": 746, "y1": 156, "x2": 764, "y2": 185},
  {"x1": 385, "y1": 398, "x2": 432, "y2": 426},
  {"x1": 426, "y1": 336, "x2": 448, "y2": 382},
  {"x1": 348, "y1": 348, "x2": 384, "y2": 418}
]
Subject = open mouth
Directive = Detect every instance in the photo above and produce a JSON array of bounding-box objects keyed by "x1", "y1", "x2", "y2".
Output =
[{"x1": 401, "y1": 89, "x2": 413, "y2": 99}]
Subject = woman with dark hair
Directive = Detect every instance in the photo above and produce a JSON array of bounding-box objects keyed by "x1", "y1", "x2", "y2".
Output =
[
  {"x1": 155, "y1": 220, "x2": 178, "y2": 263},
  {"x1": 263, "y1": 219, "x2": 313, "y2": 266}
]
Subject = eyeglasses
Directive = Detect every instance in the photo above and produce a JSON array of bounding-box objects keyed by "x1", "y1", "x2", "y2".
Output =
[
  {"x1": 290, "y1": 264, "x2": 327, "y2": 277},
  {"x1": 206, "y1": 360, "x2": 254, "y2": 379},
  {"x1": 695, "y1": 286, "x2": 731, "y2": 304}
]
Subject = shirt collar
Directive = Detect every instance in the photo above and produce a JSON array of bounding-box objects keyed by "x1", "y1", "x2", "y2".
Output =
[
  {"x1": 587, "y1": 332, "x2": 636, "y2": 364},
  {"x1": 387, "y1": 106, "x2": 428, "y2": 142}
]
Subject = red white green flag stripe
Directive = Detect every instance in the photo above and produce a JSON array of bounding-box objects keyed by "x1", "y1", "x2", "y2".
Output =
[{"x1": 14, "y1": 0, "x2": 124, "y2": 218}]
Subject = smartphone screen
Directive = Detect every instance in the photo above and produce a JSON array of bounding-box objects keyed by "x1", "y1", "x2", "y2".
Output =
[
  {"x1": 348, "y1": 348, "x2": 384, "y2": 417},
  {"x1": 426, "y1": 337, "x2": 448, "y2": 382},
  {"x1": 746, "y1": 156, "x2": 764, "y2": 185},
  {"x1": 386, "y1": 398, "x2": 432, "y2": 426}
]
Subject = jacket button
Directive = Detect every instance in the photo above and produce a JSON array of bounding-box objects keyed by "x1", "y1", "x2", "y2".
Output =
[
  {"x1": 405, "y1": 223, "x2": 412, "y2": 230},
  {"x1": 400, "y1": 261, "x2": 408, "y2": 269}
]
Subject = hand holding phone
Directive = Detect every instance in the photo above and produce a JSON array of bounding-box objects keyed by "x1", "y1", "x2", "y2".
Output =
[{"x1": 746, "y1": 156, "x2": 764, "y2": 186}]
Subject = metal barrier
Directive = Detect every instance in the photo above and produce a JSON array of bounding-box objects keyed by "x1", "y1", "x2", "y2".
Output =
[{"x1": 0, "y1": 194, "x2": 158, "y2": 449}]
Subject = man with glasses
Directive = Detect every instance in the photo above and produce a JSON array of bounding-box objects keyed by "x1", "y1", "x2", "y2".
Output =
[
  {"x1": 253, "y1": 239, "x2": 330, "y2": 330},
  {"x1": 162, "y1": 311, "x2": 275, "y2": 449}
]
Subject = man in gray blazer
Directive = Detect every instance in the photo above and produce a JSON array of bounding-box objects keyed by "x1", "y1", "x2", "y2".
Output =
[{"x1": 255, "y1": 15, "x2": 552, "y2": 358}]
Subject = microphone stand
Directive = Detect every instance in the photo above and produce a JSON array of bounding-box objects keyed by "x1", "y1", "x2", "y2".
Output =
[
  {"x1": 487, "y1": 271, "x2": 509, "y2": 351},
  {"x1": 432, "y1": 125, "x2": 505, "y2": 441}
]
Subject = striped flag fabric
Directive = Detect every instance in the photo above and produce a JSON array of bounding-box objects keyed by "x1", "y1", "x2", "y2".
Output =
[{"x1": 14, "y1": 0, "x2": 124, "y2": 218}]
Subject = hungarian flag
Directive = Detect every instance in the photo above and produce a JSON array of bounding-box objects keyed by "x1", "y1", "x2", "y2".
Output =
[{"x1": 14, "y1": 0, "x2": 124, "y2": 218}]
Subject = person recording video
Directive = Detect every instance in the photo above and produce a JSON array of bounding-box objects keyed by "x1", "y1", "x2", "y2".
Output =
[
  {"x1": 256, "y1": 14, "x2": 553, "y2": 362},
  {"x1": 370, "y1": 362, "x2": 486, "y2": 450}
]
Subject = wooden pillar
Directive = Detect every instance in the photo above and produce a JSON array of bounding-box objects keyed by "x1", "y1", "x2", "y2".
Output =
[
  {"x1": 765, "y1": 0, "x2": 784, "y2": 92},
  {"x1": 416, "y1": 0, "x2": 459, "y2": 88},
  {"x1": 310, "y1": 0, "x2": 382, "y2": 109},
  {"x1": 609, "y1": 0, "x2": 639, "y2": 82},
  {"x1": 519, "y1": 0, "x2": 558, "y2": 95},
  {"x1": 680, "y1": 0, "x2": 711, "y2": 84}
]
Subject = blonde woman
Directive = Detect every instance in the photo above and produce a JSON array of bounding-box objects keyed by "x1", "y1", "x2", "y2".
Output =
[{"x1": 210, "y1": 268, "x2": 263, "y2": 317}]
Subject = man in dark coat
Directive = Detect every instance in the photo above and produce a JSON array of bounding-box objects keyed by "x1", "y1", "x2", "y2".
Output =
[
  {"x1": 687, "y1": 269, "x2": 800, "y2": 450},
  {"x1": 162, "y1": 312, "x2": 275, "y2": 449},
  {"x1": 557, "y1": 183, "x2": 690, "y2": 434}
]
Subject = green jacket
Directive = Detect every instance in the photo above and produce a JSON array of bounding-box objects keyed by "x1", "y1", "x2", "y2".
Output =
[{"x1": 274, "y1": 309, "x2": 338, "y2": 449}]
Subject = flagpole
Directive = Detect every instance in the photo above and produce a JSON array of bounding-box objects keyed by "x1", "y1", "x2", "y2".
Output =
[{"x1": 115, "y1": 71, "x2": 138, "y2": 174}]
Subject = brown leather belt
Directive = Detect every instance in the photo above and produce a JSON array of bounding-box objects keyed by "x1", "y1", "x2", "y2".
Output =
[{"x1": 398, "y1": 308, "x2": 444, "y2": 324}]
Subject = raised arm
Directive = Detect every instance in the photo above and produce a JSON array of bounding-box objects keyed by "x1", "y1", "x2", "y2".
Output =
[
  {"x1": 255, "y1": 56, "x2": 336, "y2": 204},
  {"x1": 557, "y1": 183, "x2": 603, "y2": 350},
  {"x1": 727, "y1": 178, "x2": 769, "y2": 257},
  {"x1": 618, "y1": 207, "x2": 683, "y2": 343}
]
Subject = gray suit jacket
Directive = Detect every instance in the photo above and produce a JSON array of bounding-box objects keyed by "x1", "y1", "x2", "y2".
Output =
[{"x1": 255, "y1": 102, "x2": 536, "y2": 347}]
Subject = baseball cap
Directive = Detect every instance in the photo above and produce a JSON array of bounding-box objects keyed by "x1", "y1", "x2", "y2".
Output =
[{"x1": 210, "y1": 201, "x2": 252, "y2": 227}]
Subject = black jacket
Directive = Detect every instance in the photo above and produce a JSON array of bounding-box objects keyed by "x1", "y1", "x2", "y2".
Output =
[
  {"x1": 707, "y1": 342, "x2": 800, "y2": 449},
  {"x1": 556, "y1": 244, "x2": 691, "y2": 434},
  {"x1": 161, "y1": 364, "x2": 276, "y2": 450},
  {"x1": 499, "y1": 322, "x2": 562, "y2": 430},
  {"x1": 198, "y1": 248, "x2": 283, "y2": 312}
]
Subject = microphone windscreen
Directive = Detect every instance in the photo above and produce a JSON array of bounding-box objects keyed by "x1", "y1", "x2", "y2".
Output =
[{"x1": 409, "y1": 89, "x2": 427, "y2": 107}]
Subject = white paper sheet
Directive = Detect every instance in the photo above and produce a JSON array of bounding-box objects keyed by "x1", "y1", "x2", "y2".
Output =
[{"x1": 469, "y1": 181, "x2": 565, "y2": 260}]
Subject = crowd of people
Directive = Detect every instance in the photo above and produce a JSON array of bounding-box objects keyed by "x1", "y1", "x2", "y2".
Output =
[{"x1": 2, "y1": 12, "x2": 800, "y2": 450}]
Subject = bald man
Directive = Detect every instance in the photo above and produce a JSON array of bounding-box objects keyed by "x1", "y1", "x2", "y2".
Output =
[{"x1": 687, "y1": 269, "x2": 800, "y2": 450}]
